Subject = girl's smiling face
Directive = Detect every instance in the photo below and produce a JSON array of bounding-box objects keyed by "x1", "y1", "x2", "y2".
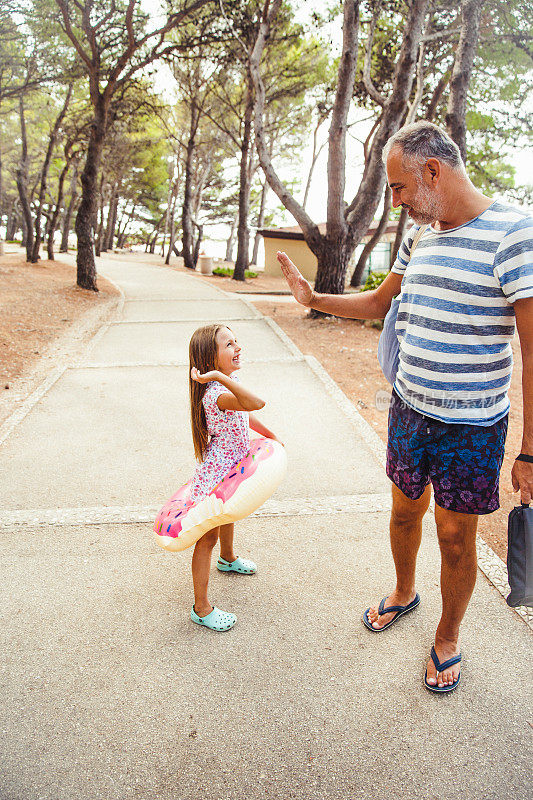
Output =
[{"x1": 215, "y1": 327, "x2": 241, "y2": 375}]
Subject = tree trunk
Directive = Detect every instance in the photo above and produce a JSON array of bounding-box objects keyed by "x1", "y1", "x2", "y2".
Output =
[
  {"x1": 47, "y1": 151, "x2": 73, "y2": 260},
  {"x1": 21, "y1": 213, "x2": 28, "y2": 248},
  {"x1": 94, "y1": 174, "x2": 106, "y2": 256},
  {"x1": 0, "y1": 130, "x2": 4, "y2": 255},
  {"x1": 75, "y1": 95, "x2": 108, "y2": 290},
  {"x1": 225, "y1": 212, "x2": 238, "y2": 262},
  {"x1": 193, "y1": 223, "x2": 203, "y2": 265},
  {"x1": 165, "y1": 210, "x2": 176, "y2": 265},
  {"x1": 31, "y1": 83, "x2": 72, "y2": 263},
  {"x1": 6, "y1": 201, "x2": 20, "y2": 241},
  {"x1": 16, "y1": 96, "x2": 34, "y2": 262},
  {"x1": 233, "y1": 73, "x2": 255, "y2": 282},
  {"x1": 251, "y1": 179, "x2": 268, "y2": 265},
  {"x1": 350, "y1": 185, "x2": 391, "y2": 286},
  {"x1": 116, "y1": 204, "x2": 136, "y2": 248},
  {"x1": 182, "y1": 105, "x2": 199, "y2": 270},
  {"x1": 148, "y1": 218, "x2": 161, "y2": 254},
  {"x1": 390, "y1": 206, "x2": 409, "y2": 267},
  {"x1": 108, "y1": 193, "x2": 119, "y2": 251},
  {"x1": 314, "y1": 238, "x2": 351, "y2": 298},
  {"x1": 445, "y1": 0, "x2": 485, "y2": 163},
  {"x1": 60, "y1": 160, "x2": 80, "y2": 252},
  {"x1": 43, "y1": 205, "x2": 54, "y2": 259},
  {"x1": 101, "y1": 181, "x2": 118, "y2": 252}
]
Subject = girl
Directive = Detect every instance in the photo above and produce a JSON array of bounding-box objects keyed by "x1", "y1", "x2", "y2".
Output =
[{"x1": 188, "y1": 323, "x2": 282, "y2": 632}]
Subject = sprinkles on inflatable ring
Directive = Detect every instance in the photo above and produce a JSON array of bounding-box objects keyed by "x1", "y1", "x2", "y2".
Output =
[{"x1": 154, "y1": 437, "x2": 287, "y2": 552}]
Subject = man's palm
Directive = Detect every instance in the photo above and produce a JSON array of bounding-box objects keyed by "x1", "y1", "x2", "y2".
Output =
[{"x1": 276, "y1": 251, "x2": 314, "y2": 306}]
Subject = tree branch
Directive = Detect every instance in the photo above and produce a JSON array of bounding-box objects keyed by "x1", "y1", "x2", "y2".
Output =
[
  {"x1": 446, "y1": 0, "x2": 486, "y2": 161},
  {"x1": 406, "y1": 39, "x2": 426, "y2": 124},
  {"x1": 55, "y1": 0, "x2": 93, "y2": 71},
  {"x1": 250, "y1": 0, "x2": 321, "y2": 249},
  {"x1": 346, "y1": 0, "x2": 431, "y2": 233},
  {"x1": 327, "y1": 0, "x2": 359, "y2": 238},
  {"x1": 362, "y1": 2, "x2": 386, "y2": 107},
  {"x1": 218, "y1": 0, "x2": 248, "y2": 60}
]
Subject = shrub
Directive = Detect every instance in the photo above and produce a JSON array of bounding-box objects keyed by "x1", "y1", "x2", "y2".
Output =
[
  {"x1": 361, "y1": 271, "x2": 388, "y2": 292},
  {"x1": 212, "y1": 266, "x2": 257, "y2": 279}
]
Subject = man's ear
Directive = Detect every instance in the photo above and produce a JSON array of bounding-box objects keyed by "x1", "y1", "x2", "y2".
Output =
[{"x1": 425, "y1": 158, "x2": 441, "y2": 185}]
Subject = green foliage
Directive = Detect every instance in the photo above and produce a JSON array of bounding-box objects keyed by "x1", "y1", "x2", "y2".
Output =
[
  {"x1": 361, "y1": 271, "x2": 388, "y2": 292},
  {"x1": 212, "y1": 266, "x2": 257, "y2": 278}
]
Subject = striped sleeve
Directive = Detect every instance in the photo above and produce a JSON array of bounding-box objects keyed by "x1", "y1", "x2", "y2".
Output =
[
  {"x1": 493, "y1": 215, "x2": 533, "y2": 304},
  {"x1": 391, "y1": 225, "x2": 419, "y2": 275}
]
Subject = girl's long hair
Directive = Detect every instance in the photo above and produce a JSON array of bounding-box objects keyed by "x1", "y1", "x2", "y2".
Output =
[{"x1": 189, "y1": 324, "x2": 225, "y2": 462}]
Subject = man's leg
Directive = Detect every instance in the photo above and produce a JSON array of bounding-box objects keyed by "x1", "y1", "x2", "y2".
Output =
[
  {"x1": 366, "y1": 482, "x2": 431, "y2": 629},
  {"x1": 425, "y1": 505, "x2": 478, "y2": 688}
]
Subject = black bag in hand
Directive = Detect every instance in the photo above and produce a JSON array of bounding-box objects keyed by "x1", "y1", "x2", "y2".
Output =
[{"x1": 506, "y1": 503, "x2": 533, "y2": 608}]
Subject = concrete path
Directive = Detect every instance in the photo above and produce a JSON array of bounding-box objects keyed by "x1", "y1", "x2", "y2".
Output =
[{"x1": 0, "y1": 253, "x2": 531, "y2": 800}]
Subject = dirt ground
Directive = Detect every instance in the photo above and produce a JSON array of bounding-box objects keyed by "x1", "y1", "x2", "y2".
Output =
[
  {"x1": 0, "y1": 254, "x2": 119, "y2": 387},
  {"x1": 194, "y1": 267, "x2": 524, "y2": 561},
  {"x1": 1, "y1": 252, "x2": 522, "y2": 560}
]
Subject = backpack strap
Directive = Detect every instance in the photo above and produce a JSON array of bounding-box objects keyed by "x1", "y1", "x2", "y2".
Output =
[
  {"x1": 409, "y1": 224, "x2": 428, "y2": 259},
  {"x1": 396, "y1": 224, "x2": 428, "y2": 292}
]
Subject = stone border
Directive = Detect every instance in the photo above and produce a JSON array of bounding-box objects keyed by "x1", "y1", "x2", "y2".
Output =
[
  {"x1": 0, "y1": 275, "x2": 124, "y2": 443},
  {"x1": 111, "y1": 316, "x2": 260, "y2": 324},
  {"x1": 0, "y1": 366, "x2": 67, "y2": 447},
  {"x1": 476, "y1": 536, "x2": 533, "y2": 627},
  {"x1": 0, "y1": 493, "x2": 392, "y2": 528},
  {"x1": 76, "y1": 355, "x2": 301, "y2": 370}
]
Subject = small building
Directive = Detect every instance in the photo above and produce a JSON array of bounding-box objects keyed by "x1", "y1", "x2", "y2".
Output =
[{"x1": 259, "y1": 220, "x2": 399, "y2": 283}]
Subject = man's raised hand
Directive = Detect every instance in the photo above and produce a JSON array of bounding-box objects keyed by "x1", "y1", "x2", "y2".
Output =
[{"x1": 276, "y1": 251, "x2": 315, "y2": 307}]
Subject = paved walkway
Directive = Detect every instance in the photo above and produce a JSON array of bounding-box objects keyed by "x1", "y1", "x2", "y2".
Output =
[{"x1": 0, "y1": 253, "x2": 531, "y2": 800}]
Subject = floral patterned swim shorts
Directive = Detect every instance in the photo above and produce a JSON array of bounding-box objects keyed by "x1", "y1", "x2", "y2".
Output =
[{"x1": 386, "y1": 390, "x2": 508, "y2": 515}]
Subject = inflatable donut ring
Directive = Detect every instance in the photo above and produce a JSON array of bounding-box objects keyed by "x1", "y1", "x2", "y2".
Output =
[{"x1": 154, "y1": 437, "x2": 287, "y2": 552}]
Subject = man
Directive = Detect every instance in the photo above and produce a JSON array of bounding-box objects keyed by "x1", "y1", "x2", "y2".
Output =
[{"x1": 277, "y1": 121, "x2": 533, "y2": 693}]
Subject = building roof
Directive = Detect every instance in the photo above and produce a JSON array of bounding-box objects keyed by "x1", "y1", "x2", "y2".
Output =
[{"x1": 259, "y1": 220, "x2": 398, "y2": 241}]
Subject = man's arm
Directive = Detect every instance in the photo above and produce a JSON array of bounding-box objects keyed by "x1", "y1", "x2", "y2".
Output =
[
  {"x1": 511, "y1": 297, "x2": 533, "y2": 504},
  {"x1": 276, "y1": 251, "x2": 403, "y2": 320}
]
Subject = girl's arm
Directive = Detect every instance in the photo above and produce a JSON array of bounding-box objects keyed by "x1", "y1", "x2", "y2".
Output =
[
  {"x1": 191, "y1": 368, "x2": 265, "y2": 411},
  {"x1": 249, "y1": 414, "x2": 283, "y2": 445}
]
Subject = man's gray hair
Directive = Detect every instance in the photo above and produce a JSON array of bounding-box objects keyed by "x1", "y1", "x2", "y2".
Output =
[{"x1": 382, "y1": 121, "x2": 464, "y2": 171}]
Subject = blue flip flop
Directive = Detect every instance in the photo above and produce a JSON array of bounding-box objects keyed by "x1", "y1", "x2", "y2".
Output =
[
  {"x1": 362, "y1": 592, "x2": 420, "y2": 632},
  {"x1": 190, "y1": 605, "x2": 236, "y2": 631},
  {"x1": 424, "y1": 646, "x2": 461, "y2": 693}
]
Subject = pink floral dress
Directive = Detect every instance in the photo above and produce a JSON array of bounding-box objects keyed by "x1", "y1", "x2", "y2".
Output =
[{"x1": 189, "y1": 379, "x2": 250, "y2": 503}]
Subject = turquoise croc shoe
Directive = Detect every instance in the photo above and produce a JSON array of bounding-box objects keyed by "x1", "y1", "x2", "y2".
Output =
[
  {"x1": 190, "y1": 605, "x2": 236, "y2": 631},
  {"x1": 217, "y1": 556, "x2": 257, "y2": 574}
]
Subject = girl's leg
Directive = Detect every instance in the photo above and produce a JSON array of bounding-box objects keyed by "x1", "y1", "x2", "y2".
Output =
[
  {"x1": 218, "y1": 523, "x2": 236, "y2": 563},
  {"x1": 191, "y1": 527, "x2": 219, "y2": 617}
]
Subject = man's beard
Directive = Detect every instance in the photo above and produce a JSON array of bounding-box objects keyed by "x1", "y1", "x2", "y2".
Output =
[{"x1": 404, "y1": 180, "x2": 444, "y2": 225}]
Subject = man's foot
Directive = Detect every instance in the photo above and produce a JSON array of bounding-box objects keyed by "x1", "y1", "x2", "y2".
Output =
[
  {"x1": 425, "y1": 640, "x2": 461, "y2": 690},
  {"x1": 363, "y1": 590, "x2": 419, "y2": 630}
]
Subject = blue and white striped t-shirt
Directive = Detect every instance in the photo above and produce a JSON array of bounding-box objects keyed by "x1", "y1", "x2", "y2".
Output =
[{"x1": 391, "y1": 201, "x2": 533, "y2": 425}]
